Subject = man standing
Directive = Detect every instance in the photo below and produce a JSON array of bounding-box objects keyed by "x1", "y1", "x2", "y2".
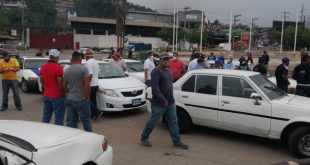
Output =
[
  {"x1": 63, "y1": 51, "x2": 92, "y2": 132},
  {"x1": 112, "y1": 52, "x2": 127, "y2": 72},
  {"x1": 187, "y1": 52, "x2": 200, "y2": 71},
  {"x1": 140, "y1": 53, "x2": 188, "y2": 149},
  {"x1": 261, "y1": 50, "x2": 270, "y2": 70},
  {"x1": 207, "y1": 52, "x2": 216, "y2": 61},
  {"x1": 40, "y1": 49, "x2": 65, "y2": 125},
  {"x1": 292, "y1": 55, "x2": 310, "y2": 97},
  {"x1": 239, "y1": 54, "x2": 248, "y2": 70},
  {"x1": 144, "y1": 52, "x2": 155, "y2": 87},
  {"x1": 223, "y1": 55, "x2": 236, "y2": 70},
  {"x1": 246, "y1": 51, "x2": 253, "y2": 64},
  {"x1": 0, "y1": 52, "x2": 22, "y2": 111},
  {"x1": 168, "y1": 52, "x2": 185, "y2": 82},
  {"x1": 193, "y1": 58, "x2": 209, "y2": 70},
  {"x1": 253, "y1": 57, "x2": 267, "y2": 77},
  {"x1": 85, "y1": 50, "x2": 100, "y2": 120},
  {"x1": 275, "y1": 57, "x2": 290, "y2": 92}
]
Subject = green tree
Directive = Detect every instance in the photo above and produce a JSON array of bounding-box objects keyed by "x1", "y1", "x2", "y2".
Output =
[
  {"x1": 186, "y1": 25, "x2": 208, "y2": 45},
  {"x1": 25, "y1": 0, "x2": 57, "y2": 28},
  {"x1": 156, "y1": 28, "x2": 173, "y2": 44}
]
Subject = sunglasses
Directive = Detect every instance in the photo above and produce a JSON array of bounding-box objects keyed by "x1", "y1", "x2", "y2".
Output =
[{"x1": 162, "y1": 57, "x2": 170, "y2": 61}]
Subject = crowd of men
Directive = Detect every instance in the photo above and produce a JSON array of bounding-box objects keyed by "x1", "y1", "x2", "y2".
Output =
[{"x1": 0, "y1": 48, "x2": 309, "y2": 150}]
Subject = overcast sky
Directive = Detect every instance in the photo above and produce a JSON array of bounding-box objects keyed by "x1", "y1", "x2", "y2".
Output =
[{"x1": 127, "y1": 0, "x2": 310, "y2": 27}]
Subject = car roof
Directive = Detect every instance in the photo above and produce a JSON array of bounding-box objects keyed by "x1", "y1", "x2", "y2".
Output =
[
  {"x1": 59, "y1": 59, "x2": 109, "y2": 64},
  {"x1": 123, "y1": 59, "x2": 142, "y2": 63},
  {"x1": 188, "y1": 69, "x2": 260, "y2": 77},
  {"x1": 20, "y1": 57, "x2": 49, "y2": 60}
]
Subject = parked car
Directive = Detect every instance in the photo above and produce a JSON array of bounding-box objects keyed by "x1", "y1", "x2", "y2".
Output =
[
  {"x1": 125, "y1": 59, "x2": 145, "y2": 82},
  {"x1": 17, "y1": 57, "x2": 49, "y2": 92},
  {"x1": 96, "y1": 61, "x2": 146, "y2": 111},
  {"x1": 0, "y1": 120, "x2": 113, "y2": 165},
  {"x1": 44, "y1": 60, "x2": 147, "y2": 111},
  {"x1": 146, "y1": 69, "x2": 310, "y2": 158},
  {"x1": 100, "y1": 48, "x2": 112, "y2": 54}
]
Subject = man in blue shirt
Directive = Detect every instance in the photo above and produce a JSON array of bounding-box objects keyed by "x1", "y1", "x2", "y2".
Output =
[
  {"x1": 140, "y1": 53, "x2": 188, "y2": 149},
  {"x1": 223, "y1": 55, "x2": 236, "y2": 70}
]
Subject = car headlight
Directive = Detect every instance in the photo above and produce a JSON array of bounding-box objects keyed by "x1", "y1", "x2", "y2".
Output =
[
  {"x1": 99, "y1": 89, "x2": 118, "y2": 97},
  {"x1": 28, "y1": 77, "x2": 38, "y2": 81}
]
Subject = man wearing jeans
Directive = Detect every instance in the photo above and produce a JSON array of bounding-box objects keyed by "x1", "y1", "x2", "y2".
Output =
[
  {"x1": 0, "y1": 52, "x2": 22, "y2": 111},
  {"x1": 63, "y1": 51, "x2": 92, "y2": 132},
  {"x1": 40, "y1": 49, "x2": 65, "y2": 125},
  {"x1": 85, "y1": 50, "x2": 100, "y2": 120},
  {"x1": 140, "y1": 53, "x2": 188, "y2": 149}
]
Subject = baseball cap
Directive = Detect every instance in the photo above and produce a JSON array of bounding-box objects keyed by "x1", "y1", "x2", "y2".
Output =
[
  {"x1": 159, "y1": 53, "x2": 170, "y2": 59},
  {"x1": 113, "y1": 52, "x2": 120, "y2": 57},
  {"x1": 49, "y1": 49, "x2": 60, "y2": 57},
  {"x1": 282, "y1": 57, "x2": 290, "y2": 63}
]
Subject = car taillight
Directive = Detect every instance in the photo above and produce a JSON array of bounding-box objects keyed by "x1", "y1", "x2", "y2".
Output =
[{"x1": 102, "y1": 140, "x2": 108, "y2": 152}]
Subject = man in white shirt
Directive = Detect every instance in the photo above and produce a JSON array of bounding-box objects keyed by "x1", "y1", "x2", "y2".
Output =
[
  {"x1": 85, "y1": 50, "x2": 100, "y2": 121},
  {"x1": 144, "y1": 52, "x2": 155, "y2": 87},
  {"x1": 187, "y1": 52, "x2": 200, "y2": 71}
]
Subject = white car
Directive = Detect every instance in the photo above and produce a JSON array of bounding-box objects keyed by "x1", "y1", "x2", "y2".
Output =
[
  {"x1": 146, "y1": 69, "x2": 310, "y2": 158},
  {"x1": 96, "y1": 62, "x2": 146, "y2": 111},
  {"x1": 17, "y1": 57, "x2": 49, "y2": 92},
  {"x1": 0, "y1": 120, "x2": 113, "y2": 165},
  {"x1": 100, "y1": 48, "x2": 112, "y2": 54},
  {"x1": 103, "y1": 59, "x2": 145, "y2": 83},
  {"x1": 45, "y1": 60, "x2": 147, "y2": 112}
]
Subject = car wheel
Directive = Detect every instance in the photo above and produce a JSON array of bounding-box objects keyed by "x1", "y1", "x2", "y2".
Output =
[
  {"x1": 177, "y1": 108, "x2": 192, "y2": 134},
  {"x1": 289, "y1": 127, "x2": 310, "y2": 158},
  {"x1": 21, "y1": 80, "x2": 29, "y2": 93}
]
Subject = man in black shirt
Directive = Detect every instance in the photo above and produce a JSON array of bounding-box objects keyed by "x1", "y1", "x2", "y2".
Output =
[
  {"x1": 261, "y1": 50, "x2": 270, "y2": 69},
  {"x1": 292, "y1": 55, "x2": 310, "y2": 97},
  {"x1": 253, "y1": 57, "x2": 267, "y2": 76},
  {"x1": 275, "y1": 57, "x2": 290, "y2": 92}
]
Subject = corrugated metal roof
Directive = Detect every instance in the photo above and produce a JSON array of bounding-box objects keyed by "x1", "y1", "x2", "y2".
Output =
[{"x1": 69, "y1": 17, "x2": 173, "y2": 28}]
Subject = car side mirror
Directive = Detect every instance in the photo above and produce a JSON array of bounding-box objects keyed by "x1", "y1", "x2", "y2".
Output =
[{"x1": 250, "y1": 93, "x2": 262, "y2": 105}]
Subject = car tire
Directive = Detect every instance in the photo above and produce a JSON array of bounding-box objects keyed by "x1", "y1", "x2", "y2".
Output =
[
  {"x1": 177, "y1": 108, "x2": 192, "y2": 134},
  {"x1": 21, "y1": 79, "x2": 29, "y2": 93},
  {"x1": 288, "y1": 127, "x2": 310, "y2": 158}
]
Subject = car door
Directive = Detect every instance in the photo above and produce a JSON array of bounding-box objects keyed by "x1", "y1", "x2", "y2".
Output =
[
  {"x1": 178, "y1": 74, "x2": 219, "y2": 127},
  {"x1": 218, "y1": 76, "x2": 271, "y2": 137}
]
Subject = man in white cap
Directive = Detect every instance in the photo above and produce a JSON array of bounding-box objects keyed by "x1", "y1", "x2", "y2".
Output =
[
  {"x1": 39, "y1": 49, "x2": 65, "y2": 125},
  {"x1": 84, "y1": 49, "x2": 101, "y2": 121}
]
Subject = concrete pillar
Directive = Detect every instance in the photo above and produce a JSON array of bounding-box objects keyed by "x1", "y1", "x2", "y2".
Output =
[
  {"x1": 26, "y1": 28, "x2": 30, "y2": 48},
  {"x1": 105, "y1": 30, "x2": 108, "y2": 36},
  {"x1": 73, "y1": 28, "x2": 76, "y2": 49},
  {"x1": 90, "y1": 28, "x2": 93, "y2": 35}
]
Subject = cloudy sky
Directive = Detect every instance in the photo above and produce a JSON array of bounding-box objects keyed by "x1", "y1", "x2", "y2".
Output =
[{"x1": 127, "y1": 0, "x2": 310, "y2": 27}]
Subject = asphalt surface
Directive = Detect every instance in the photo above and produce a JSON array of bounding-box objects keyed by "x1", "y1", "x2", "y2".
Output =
[{"x1": 0, "y1": 50, "x2": 301, "y2": 165}]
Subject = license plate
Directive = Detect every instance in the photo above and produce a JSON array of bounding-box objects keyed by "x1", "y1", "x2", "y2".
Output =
[{"x1": 132, "y1": 98, "x2": 141, "y2": 106}]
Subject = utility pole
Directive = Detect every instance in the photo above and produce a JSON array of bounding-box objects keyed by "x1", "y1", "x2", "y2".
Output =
[
  {"x1": 280, "y1": 11, "x2": 289, "y2": 53},
  {"x1": 232, "y1": 14, "x2": 241, "y2": 50},
  {"x1": 21, "y1": 0, "x2": 25, "y2": 44},
  {"x1": 249, "y1": 17, "x2": 258, "y2": 51},
  {"x1": 115, "y1": 0, "x2": 124, "y2": 49},
  {"x1": 300, "y1": 2, "x2": 304, "y2": 22}
]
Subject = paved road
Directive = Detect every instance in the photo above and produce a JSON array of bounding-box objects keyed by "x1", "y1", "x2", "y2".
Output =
[{"x1": 0, "y1": 87, "x2": 298, "y2": 165}]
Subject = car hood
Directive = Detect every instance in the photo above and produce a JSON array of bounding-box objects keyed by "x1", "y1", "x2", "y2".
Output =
[
  {"x1": 287, "y1": 95, "x2": 310, "y2": 107},
  {"x1": 0, "y1": 120, "x2": 85, "y2": 149},
  {"x1": 128, "y1": 72, "x2": 144, "y2": 82},
  {"x1": 98, "y1": 76, "x2": 145, "y2": 90}
]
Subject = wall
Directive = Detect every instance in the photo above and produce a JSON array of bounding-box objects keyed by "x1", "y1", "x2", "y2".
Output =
[
  {"x1": 30, "y1": 31, "x2": 73, "y2": 49},
  {"x1": 74, "y1": 34, "x2": 168, "y2": 49}
]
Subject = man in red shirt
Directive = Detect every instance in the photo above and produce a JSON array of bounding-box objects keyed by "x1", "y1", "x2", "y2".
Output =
[
  {"x1": 40, "y1": 49, "x2": 65, "y2": 125},
  {"x1": 168, "y1": 52, "x2": 185, "y2": 82}
]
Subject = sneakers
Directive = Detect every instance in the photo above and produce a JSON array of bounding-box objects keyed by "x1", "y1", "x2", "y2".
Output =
[
  {"x1": 141, "y1": 140, "x2": 152, "y2": 147},
  {"x1": 174, "y1": 142, "x2": 189, "y2": 150},
  {"x1": 0, "y1": 108, "x2": 7, "y2": 112}
]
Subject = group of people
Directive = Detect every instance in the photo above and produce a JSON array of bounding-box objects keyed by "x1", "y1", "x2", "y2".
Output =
[{"x1": 40, "y1": 49, "x2": 100, "y2": 132}]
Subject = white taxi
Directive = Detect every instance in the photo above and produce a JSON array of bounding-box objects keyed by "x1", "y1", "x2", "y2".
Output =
[
  {"x1": 146, "y1": 69, "x2": 310, "y2": 158},
  {"x1": 17, "y1": 57, "x2": 49, "y2": 92}
]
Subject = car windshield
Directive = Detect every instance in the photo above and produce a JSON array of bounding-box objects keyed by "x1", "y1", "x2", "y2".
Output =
[
  {"x1": 126, "y1": 62, "x2": 144, "y2": 73},
  {"x1": 250, "y1": 74, "x2": 286, "y2": 100},
  {"x1": 98, "y1": 63, "x2": 128, "y2": 79},
  {"x1": 24, "y1": 59, "x2": 48, "y2": 69}
]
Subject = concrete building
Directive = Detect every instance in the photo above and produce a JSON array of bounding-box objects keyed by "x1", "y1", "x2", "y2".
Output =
[{"x1": 70, "y1": 16, "x2": 173, "y2": 49}]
